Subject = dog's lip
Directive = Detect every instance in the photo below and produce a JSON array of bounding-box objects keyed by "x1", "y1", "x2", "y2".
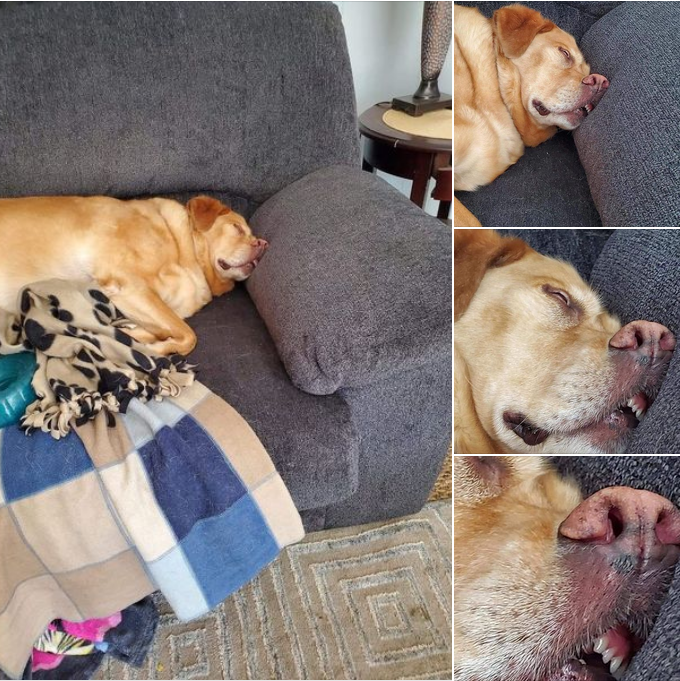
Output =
[
  {"x1": 552, "y1": 624, "x2": 644, "y2": 681},
  {"x1": 532, "y1": 91, "x2": 604, "y2": 119},
  {"x1": 217, "y1": 257, "x2": 260, "y2": 271}
]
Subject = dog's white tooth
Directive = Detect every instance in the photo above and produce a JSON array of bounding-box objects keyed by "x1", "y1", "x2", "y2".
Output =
[
  {"x1": 602, "y1": 648, "x2": 615, "y2": 664},
  {"x1": 609, "y1": 656, "x2": 624, "y2": 674},
  {"x1": 594, "y1": 636, "x2": 608, "y2": 654}
]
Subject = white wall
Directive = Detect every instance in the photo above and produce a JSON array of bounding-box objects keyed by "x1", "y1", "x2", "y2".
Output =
[{"x1": 334, "y1": 1, "x2": 452, "y2": 216}]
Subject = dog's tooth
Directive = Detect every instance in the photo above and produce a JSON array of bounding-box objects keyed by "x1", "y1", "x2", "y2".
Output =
[
  {"x1": 594, "y1": 636, "x2": 608, "y2": 654},
  {"x1": 627, "y1": 398, "x2": 635, "y2": 409},
  {"x1": 609, "y1": 656, "x2": 624, "y2": 674},
  {"x1": 602, "y1": 648, "x2": 615, "y2": 664},
  {"x1": 583, "y1": 641, "x2": 594, "y2": 654}
]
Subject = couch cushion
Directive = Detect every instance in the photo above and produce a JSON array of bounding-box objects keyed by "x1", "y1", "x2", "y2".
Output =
[
  {"x1": 590, "y1": 230, "x2": 680, "y2": 453},
  {"x1": 246, "y1": 166, "x2": 452, "y2": 395},
  {"x1": 0, "y1": 2, "x2": 359, "y2": 205},
  {"x1": 574, "y1": 3, "x2": 680, "y2": 226},
  {"x1": 455, "y1": 134, "x2": 601, "y2": 227},
  {"x1": 187, "y1": 287, "x2": 359, "y2": 510}
]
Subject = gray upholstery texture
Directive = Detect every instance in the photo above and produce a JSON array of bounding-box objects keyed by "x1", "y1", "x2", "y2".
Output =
[
  {"x1": 553, "y1": 457, "x2": 680, "y2": 680},
  {"x1": 187, "y1": 285, "x2": 359, "y2": 514},
  {"x1": 590, "y1": 230, "x2": 680, "y2": 453},
  {"x1": 247, "y1": 166, "x2": 452, "y2": 395},
  {"x1": 455, "y1": 132, "x2": 601, "y2": 228},
  {"x1": 0, "y1": 2, "x2": 359, "y2": 206},
  {"x1": 573, "y1": 2, "x2": 680, "y2": 226}
]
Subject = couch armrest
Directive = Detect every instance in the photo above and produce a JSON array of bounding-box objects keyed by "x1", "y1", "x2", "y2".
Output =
[{"x1": 246, "y1": 166, "x2": 452, "y2": 395}]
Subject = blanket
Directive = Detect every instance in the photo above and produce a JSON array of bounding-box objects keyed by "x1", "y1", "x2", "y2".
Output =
[
  {"x1": 0, "y1": 381, "x2": 304, "y2": 679},
  {"x1": 0, "y1": 280, "x2": 194, "y2": 439}
]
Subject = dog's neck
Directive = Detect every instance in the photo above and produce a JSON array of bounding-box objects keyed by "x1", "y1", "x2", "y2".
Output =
[
  {"x1": 493, "y1": 40, "x2": 558, "y2": 148},
  {"x1": 454, "y1": 350, "x2": 507, "y2": 454},
  {"x1": 191, "y1": 231, "x2": 235, "y2": 297}
]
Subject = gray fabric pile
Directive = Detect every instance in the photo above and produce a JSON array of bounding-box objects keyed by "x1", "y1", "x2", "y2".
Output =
[{"x1": 554, "y1": 457, "x2": 680, "y2": 681}]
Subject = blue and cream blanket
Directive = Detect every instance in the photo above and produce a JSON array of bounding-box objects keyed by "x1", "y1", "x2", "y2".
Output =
[{"x1": 0, "y1": 381, "x2": 304, "y2": 678}]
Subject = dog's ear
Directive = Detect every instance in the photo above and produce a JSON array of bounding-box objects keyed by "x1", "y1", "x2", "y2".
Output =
[
  {"x1": 454, "y1": 456, "x2": 549, "y2": 505},
  {"x1": 454, "y1": 230, "x2": 531, "y2": 321},
  {"x1": 493, "y1": 4, "x2": 555, "y2": 59},
  {"x1": 455, "y1": 456, "x2": 511, "y2": 504},
  {"x1": 187, "y1": 196, "x2": 232, "y2": 232}
]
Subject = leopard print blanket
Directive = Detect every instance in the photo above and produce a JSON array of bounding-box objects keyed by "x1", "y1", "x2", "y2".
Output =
[{"x1": 0, "y1": 280, "x2": 194, "y2": 438}]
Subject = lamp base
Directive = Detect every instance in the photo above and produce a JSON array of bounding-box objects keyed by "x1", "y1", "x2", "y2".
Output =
[{"x1": 391, "y1": 93, "x2": 452, "y2": 117}]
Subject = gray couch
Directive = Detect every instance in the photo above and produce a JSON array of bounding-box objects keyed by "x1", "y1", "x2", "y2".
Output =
[
  {"x1": 0, "y1": 3, "x2": 452, "y2": 531},
  {"x1": 456, "y1": 1, "x2": 680, "y2": 227},
  {"x1": 501, "y1": 229, "x2": 680, "y2": 453}
]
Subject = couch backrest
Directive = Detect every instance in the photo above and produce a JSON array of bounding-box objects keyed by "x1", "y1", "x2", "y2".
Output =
[{"x1": 0, "y1": 2, "x2": 359, "y2": 205}]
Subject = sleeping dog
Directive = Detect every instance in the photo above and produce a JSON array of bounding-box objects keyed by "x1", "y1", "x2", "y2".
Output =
[
  {"x1": 0, "y1": 195, "x2": 268, "y2": 356},
  {"x1": 454, "y1": 230, "x2": 676, "y2": 454}
]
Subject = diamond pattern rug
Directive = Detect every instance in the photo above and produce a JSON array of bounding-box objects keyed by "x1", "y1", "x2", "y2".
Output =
[{"x1": 94, "y1": 501, "x2": 452, "y2": 680}]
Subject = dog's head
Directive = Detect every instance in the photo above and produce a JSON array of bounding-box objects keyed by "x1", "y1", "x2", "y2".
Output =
[
  {"x1": 493, "y1": 4, "x2": 609, "y2": 135},
  {"x1": 187, "y1": 196, "x2": 268, "y2": 293},
  {"x1": 454, "y1": 456, "x2": 680, "y2": 681},
  {"x1": 454, "y1": 230, "x2": 675, "y2": 454}
]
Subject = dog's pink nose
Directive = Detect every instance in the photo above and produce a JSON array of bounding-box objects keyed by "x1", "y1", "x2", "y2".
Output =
[
  {"x1": 560, "y1": 487, "x2": 680, "y2": 563},
  {"x1": 609, "y1": 320, "x2": 676, "y2": 360},
  {"x1": 255, "y1": 238, "x2": 268, "y2": 250},
  {"x1": 582, "y1": 73, "x2": 609, "y2": 90}
]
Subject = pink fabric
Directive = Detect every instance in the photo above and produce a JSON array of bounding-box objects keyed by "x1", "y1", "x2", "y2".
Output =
[{"x1": 31, "y1": 613, "x2": 122, "y2": 672}]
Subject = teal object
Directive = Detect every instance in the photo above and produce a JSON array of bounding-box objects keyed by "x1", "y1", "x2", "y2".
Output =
[{"x1": 0, "y1": 352, "x2": 37, "y2": 428}]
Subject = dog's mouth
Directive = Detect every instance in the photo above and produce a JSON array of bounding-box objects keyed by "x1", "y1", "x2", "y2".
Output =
[
  {"x1": 217, "y1": 256, "x2": 261, "y2": 274},
  {"x1": 552, "y1": 623, "x2": 643, "y2": 680},
  {"x1": 533, "y1": 99, "x2": 597, "y2": 119},
  {"x1": 503, "y1": 389, "x2": 655, "y2": 449}
]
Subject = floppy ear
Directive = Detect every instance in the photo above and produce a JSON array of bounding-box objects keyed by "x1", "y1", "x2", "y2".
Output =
[
  {"x1": 455, "y1": 456, "x2": 511, "y2": 504},
  {"x1": 454, "y1": 456, "x2": 550, "y2": 505},
  {"x1": 454, "y1": 230, "x2": 531, "y2": 321},
  {"x1": 186, "y1": 196, "x2": 232, "y2": 232},
  {"x1": 493, "y1": 4, "x2": 555, "y2": 59}
]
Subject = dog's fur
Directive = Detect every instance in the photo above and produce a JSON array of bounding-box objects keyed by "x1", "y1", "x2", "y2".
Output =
[
  {"x1": 0, "y1": 195, "x2": 267, "y2": 356},
  {"x1": 454, "y1": 230, "x2": 672, "y2": 454},
  {"x1": 454, "y1": 4, "x2": 609, "y2": 226},
  {"x1": 454, "y1": 456, "x2": 680, "y2": 681}
]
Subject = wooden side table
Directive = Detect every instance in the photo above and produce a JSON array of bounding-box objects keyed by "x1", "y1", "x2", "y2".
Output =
[{"x1": 359, "y1": 102, "x2": 452, "y2": 217}]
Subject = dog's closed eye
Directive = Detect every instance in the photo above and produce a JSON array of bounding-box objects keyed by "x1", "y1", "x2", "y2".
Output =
[{"x1": 541, "y1": 285, "x2": 582, "y2": 317}]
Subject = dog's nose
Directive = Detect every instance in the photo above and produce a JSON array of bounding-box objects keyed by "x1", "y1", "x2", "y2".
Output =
[
  {"x1": 609, "y1": 320, "x2": 676, "y2": 362},
  {"x1": 255, "y1": 238, "x2": 268, "y2": 250},
  {"x1": 559, "y1": 486, "x2": 680, "y2": 566},
  {"x1": 582, "y1": 73, "x2": 609, "y2": 90}
]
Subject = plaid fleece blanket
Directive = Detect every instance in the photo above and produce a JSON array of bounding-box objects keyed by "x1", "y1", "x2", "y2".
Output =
[{"x1": 0, "y1": 381, "x2": 304, "y2": 679}]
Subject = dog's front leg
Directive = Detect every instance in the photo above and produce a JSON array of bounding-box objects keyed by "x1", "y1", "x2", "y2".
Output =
[{"x1": 107, "y1": 284, "x2": 198, "y2": 356}]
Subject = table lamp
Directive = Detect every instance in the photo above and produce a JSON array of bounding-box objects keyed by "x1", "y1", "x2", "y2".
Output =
[{"x1": 392, "y1": 1, "x2": 452, "y2": 117}]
